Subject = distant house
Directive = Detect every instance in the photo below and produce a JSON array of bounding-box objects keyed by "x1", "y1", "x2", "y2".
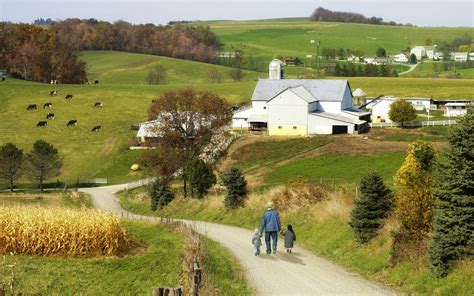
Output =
[
  {"x1": 217, "y1": 52, "x2": 237, "y2": 58},
  {"x1": 393, "y1": 53, "x2": 408, "y2": 63},
  {"x1": 451, "y1": 52, "x2": 469, "y2": 62},
  {"x1": 363, "y1": 57, "x2": 376, "y2": 64},
  {"x1": 136, "y1": 120, "x2": 160, "y2": 143},
  {"x1": 366, "y1": 96, "x2": 433, "y2": 123},
  {"x1": 231, "y1": 60, "x2": 370, "y2": 135},
  {"x1": 372, "y1": 57, "x2": 389, "y2": 65},
  {"x1": 469, "y1": 52, "x2": 474, "y2": 60},
  {"x1": 347, "y1": 55, "x2": 361, "y2": 63},
  {"x1": 425, "y1": 46, "x2": 439, "y2": 60},
  {"x1": 410, "y1": 46, "x2": 426, "y2": 60},
  {"x1": 280, "y1": 56, "x2": 299, "y2": 66},
  {"x1": 444, "y1": 102, "x2": 471, "y2": 117}
]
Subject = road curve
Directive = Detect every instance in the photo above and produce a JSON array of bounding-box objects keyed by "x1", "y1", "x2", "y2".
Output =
[{"x1": 80, "y1": 184, "x2": 397, "y2": 296}]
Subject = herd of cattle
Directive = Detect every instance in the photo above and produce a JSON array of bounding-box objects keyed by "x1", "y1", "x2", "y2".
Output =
[{"x1": 27, "y1": 90, "x2": 102, "y2": 132}]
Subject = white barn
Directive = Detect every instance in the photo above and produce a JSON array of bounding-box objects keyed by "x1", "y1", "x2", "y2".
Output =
[
  {"x1": 232, "y1": 61, "x2": 370, "y2": 135},
  {"x1": 444, "y1": 102, "x2": 470, "y2": 117},
  {"x1": 410, "y1": 46, "x2": 426, "y2": 60},
  {"x1": 366, "y1": 96, "x2": 433, "y2": 123}
]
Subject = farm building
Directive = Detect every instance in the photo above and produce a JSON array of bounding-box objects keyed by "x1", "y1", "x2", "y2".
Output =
[
  {"x1": 451, "y1": 52, "x2": 469, "y2": 62},
  {"x1": 410, "y1": 46, "x2": 426, "y2": 60},
  {"x1": 365, "y1": 96, "x2": 434, "y2": 123},
  {"x1": 136, "y1": 120, "x2": 160, "y2": 143},
  {"x1": 393, "y1": 53, "x2": 408, "y2": 63},
  {"x1": 232, "y1": 60, "x2": 370, "y2": 135},
  {"x1": 444, "y1": 102, "x2": 471, "y2": 117},
  {"x1": 425, "y1": 46, "x2": 439, "y2": 60},
  {"x1": 280, "y1": 56, "x2": 299, "y2": 66}
]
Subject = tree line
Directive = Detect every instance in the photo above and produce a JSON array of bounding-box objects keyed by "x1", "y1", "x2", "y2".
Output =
[
  {"x1": 0, "y1": 19, "x2": 221, "y2": 83},
  {"x1": 349, "y1": 109, "x2": 473, "y2": 277},
  {"x1": 310, "y1": 7, "x2": 407, "y2": 26},
  {"x1": 329, "y1": 63, "x2": 398, "y2": 77}
]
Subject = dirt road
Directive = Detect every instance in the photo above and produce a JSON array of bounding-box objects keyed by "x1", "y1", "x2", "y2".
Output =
[{"x1": 81, "y1": 183, "x2": 396, "y2": 295}]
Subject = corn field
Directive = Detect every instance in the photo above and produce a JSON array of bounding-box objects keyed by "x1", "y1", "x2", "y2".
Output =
[{"x1": 0, "y1": 206, "x2": 130, "y2": 257}]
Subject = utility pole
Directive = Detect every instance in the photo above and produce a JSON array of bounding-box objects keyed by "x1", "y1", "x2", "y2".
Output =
[{"x1": 316, "y1": 38, "x2": 321, "y2": 76}]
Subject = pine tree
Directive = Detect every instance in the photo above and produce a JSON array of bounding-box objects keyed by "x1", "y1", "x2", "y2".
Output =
[
  {"x1": 220, "y1": 167, "x2": 247, "y2": 209},
  {"x1": 429, "y1": 109, "x2": 474, "y2": 277},
  {"x1": 149, "y1": 177, "x2": 174, "y2": 211},
  {"x1": 188, "y1": 158, "x2": 216, "y2": 198},
  {"x1": 349, "y1": 172, "x2": 393, "y2": 243}
]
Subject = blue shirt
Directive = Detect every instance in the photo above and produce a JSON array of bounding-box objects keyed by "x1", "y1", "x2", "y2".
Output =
[{"x1": 261, "y1": 209, "x2": 281, "y2": 232}]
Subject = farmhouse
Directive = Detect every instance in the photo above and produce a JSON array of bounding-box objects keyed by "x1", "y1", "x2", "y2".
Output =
[
  {"x1": 232, "y1": 60, "x2": 370, "y2": 135},
  {"x1": 425, "y1": 46, "x2": 439, "y2": 60},
  {"x1": 366, "y1": 96, "x2": 434, "y2": 123},
  {"x1": 451, "y1": 52, "x2": 468, "y2": 62},
  {"x1": 444, "y1": 102, "x2": 471, "y2": 117}
]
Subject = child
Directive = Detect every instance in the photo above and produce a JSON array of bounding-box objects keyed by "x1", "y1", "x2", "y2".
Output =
[
  {"x1": 252, "y1": 228, "x2": 262, "y2": 256},
  {"x1": 284, "y1": 224, "x2": 296, "y2": 254}
]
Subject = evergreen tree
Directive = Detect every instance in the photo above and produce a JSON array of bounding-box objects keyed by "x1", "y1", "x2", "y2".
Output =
[
  {"x1": 410, "y1": 53, "x2": 417, "y2": 64},
  {"x1": 188, "y1": 158, "x2": 216, "y2": 198},
  {"x1": 429, "y1": 109, "x2": 474, "y2": 277},
  {"x1": 149, "y1": 177, "x2": 174, "y2": 211},
  {"x1": 25, "y1": 140, "x2": 62, "y2": 192},
  {"x1": 376, "y1": 47, "x2": 387, "y2": 57},
  {"x1": 349, "y1": 172, "x2": 393, "y2": 243},
  {"x1": 0, "y1": 143, "x2": 24, "y2": 192},
  {"x1": 220, "y1": 167, "x2": 247, "y2": 209}
]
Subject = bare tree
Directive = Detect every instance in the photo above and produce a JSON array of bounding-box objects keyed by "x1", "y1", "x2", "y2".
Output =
[
  {"x1": 207, "y1": 68, "x2": 222, "y2": 83},
  {"x1": 229, "y1": 68, "x2": 244, "y2": 81},
  {"x1": 147, "y1": 64, "x2": 167, "y2": 84}
]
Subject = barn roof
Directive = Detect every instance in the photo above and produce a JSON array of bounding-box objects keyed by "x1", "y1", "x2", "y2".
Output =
[{"x1": 251, "y1": 79, "x2": 349, "y2": 102}]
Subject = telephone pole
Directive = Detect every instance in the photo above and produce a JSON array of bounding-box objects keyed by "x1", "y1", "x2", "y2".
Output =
[{"x1": 316, "y1": 38, "x2": 321, "y2": 76}]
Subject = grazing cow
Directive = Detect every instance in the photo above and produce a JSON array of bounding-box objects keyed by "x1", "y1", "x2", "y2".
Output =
[
  {"x1": 91, "y1": 125, "x2": 102, "y2": 132},
  {"x1": 37, "y1": 121, "x2": 48, "y2": 127},
  {"x1": 66, "y1": 120, "x2": 77, "y2": 126},
  {"x1": 43, "y1": 102, "x2": 52, "y2": 109},
  {"x1": 50, "y1": 90, "x2": 58, "y2": 96},
  {"x1": 94, "y1": 101, "x2": 103, "y2": 107},
  {"x1": 46, "y1": 113, "x2": 55, "y2": 120},
  {"x1": 94, "y1": 80, "x2": 99, "y2": 84},
  {"x1": 27, "y1": 104, "x2": 37, "y2": 110},
  {"x1": 1, "y1": 77, "x2": 5, "y2": 82},
  {"x1": 65, "y1": 94, "x2": 73, "y2": 100}
]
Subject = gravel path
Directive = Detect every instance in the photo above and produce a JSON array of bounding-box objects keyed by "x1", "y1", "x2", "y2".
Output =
[{"x1": 80, "y1": 183, "x2": 397, "y2": 295}]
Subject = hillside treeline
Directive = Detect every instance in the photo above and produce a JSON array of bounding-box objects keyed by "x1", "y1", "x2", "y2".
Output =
[
  {"x1": 0, "y1": 23, "x2": 88, "y2": 83},
  {"x1": 310, "y1": 7, "x2": 404, "y2": 26},
  {"x1": 0, "y1": 19, "x2": 220, "y2": 83}
]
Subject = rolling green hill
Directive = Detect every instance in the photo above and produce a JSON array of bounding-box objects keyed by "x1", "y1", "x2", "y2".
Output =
[
  {"x1": 1, "y1": 50, "x2": 473, "y2": 186},
  {"x1": 197, "y1": 18, "x2": 472, "y2": 63}
]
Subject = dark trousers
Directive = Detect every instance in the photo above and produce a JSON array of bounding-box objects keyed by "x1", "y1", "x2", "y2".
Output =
[{"x1": 264, "y1": 231, "x2": 278, "y2": 254}]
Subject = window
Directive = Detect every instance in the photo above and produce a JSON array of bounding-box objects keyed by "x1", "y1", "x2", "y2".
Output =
[
  {"x1": 263, "y1": 106, "x2": 267, "y2": 110},
  {"x1": 452, "y1": 106, "x2": 457, "y2": 109},
  {"x1": 293, "y1": 126, "x2": 297, "y2": 130},
  {"x1": 244, "y1": 118, "x2": 247, "y2": 121},
  {"x1": 461, "y1": 106, "x2": 466, "y2": 109},
  {"x1": 278, "y1": 126, "x2": 282, "y2": 129}
]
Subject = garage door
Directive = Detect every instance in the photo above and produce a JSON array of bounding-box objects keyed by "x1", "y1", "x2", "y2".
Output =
[{"x1": 332, "y1": 125, "x2": 348, "y2": 134}]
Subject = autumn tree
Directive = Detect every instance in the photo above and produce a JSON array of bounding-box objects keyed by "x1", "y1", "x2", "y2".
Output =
[
  {"x1": 25, "y1": 140, "x2": 62, "y2": 192},
  {"x1": 395, "y1": 140, "x2": 436, "y2": 235},
  {"x1": 388, "y1": 100, "x2": 417, "y2": 127},
  {"x1": 207, "y1": 68, "x2": 222, "y2": 83},
  {"x1": 0, "y1": 143, "x2": 24, "y2": 192},
  {"x1": 424, "y1": 36, "x2": 433, "y2": 46},
  {"x1": 429, "y1": 110, "x2": 474, "y2": 277},
  {"x1": 146, "y1": 89, "x2": 231, "y2": 196},
  {"x1": 349, "y1": 172, "x2": 393, "y2": 243}
]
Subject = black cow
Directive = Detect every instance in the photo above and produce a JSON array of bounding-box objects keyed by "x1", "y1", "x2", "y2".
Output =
[
  {"x1": 1, "y1": 77, "x2": 5, "y2": 82},
  {"x1": 91, "y1": 125, "x2": 102, "y2": 132},
  {"x1": 50, "y1": 90, "x2": 58, "y2": 96},
  {"x1": 94, "y1": 101, "x2": 103, "y2": 107},
  {"x1": 66, "y1": 120, "x2": 77, "y2": 126},
  {"x1": 94, "y1": 80, "x2": 99, "y2": 84},
  {"x1": 43, "y1": 102, "x2": 52, "y2": 109},
  {"x1": 37, "y1": 121, "x2": 48, "y2": 127},
  {"x1": 65, "y1": 94, "x2": 73, "y2": 100},
  {"x1": 46, "y1": 113, "x2": 55, "y2": 120},
  {"x1": 27, "y1": 104, "x2": 37, "y2": 110}
]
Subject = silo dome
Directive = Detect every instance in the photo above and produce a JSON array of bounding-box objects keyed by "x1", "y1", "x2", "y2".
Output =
[{"x1": 269, "y1": 59, "x2": 284, "y2": 79}]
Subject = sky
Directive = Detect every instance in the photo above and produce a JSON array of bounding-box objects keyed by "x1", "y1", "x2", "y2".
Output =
[{"x1": 1, "y1": 0, "x2": 473, "y2": 27}]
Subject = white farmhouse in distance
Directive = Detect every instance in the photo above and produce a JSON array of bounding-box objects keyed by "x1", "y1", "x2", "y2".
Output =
[
  {"x1": 232, "y1": 60, "x2": 370, "y2": 135},
  {"x1": 451, "y1": 52, "x2": 469, "y2": 62},
  {"x1": 410, "y1": 46, "x2": 426, "y2": 60},
  {"x1": 444, "y1": 102, "x2": 471, "y2": 117},
  {"x1": 366, "y1": 96, "x2": 433, "y2": 123},
  {"x1": 393, "y1": 53, "x2": 408, "y2": 63}
]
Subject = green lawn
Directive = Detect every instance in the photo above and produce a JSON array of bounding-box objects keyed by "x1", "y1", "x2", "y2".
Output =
[
  {"x1": 403, "y1": 61, "x2": 474, "y2": 79},
  {"x1": 263, "y1": 152, "x2": 406, "y2": 187},
  {"x1": 5, "y1": 221, "x2": 185, "y2": 295}
]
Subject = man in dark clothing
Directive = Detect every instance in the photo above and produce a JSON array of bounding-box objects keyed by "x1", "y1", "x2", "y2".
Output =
[{"x1": 261, "y1": 201, "x2": 281, "y2": 254}]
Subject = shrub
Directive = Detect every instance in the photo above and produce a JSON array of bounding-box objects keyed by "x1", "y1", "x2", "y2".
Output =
[
  {"x1": 349, "y1": 172, "x2": 393, "y2": 243},
  {"x1": 0, "y1": 206, "x2": 129, "y2": 257},
  {"x1": 220, "y1": 167, "x2": 247, "y2": 209},
  {"x1": 149, "y1": 178, "x2": 174, "y2": 211}
]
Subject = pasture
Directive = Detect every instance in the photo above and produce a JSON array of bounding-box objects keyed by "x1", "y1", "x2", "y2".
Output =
[
  {"x1": 1, "y1": 50, "x2": 472, "y2": 185},
  {"x1": 197, "y1": 18, "x2": 473, "y2": 64}
]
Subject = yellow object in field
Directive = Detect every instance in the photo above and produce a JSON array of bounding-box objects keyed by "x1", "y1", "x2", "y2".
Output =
[{"x1": 131, "y1": 164, "x2": 140, "y2": 171}]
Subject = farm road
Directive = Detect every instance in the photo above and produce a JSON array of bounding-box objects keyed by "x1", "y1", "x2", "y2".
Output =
[{"x1": 81, "y1": 183, "x2": 396, "y2": 296}]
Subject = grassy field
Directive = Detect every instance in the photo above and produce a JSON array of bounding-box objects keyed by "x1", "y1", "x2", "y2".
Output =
[
  {"x1": 403, "y1": 61, "x2": 474, "y2": 79},
  {"x1": 0, "y1": 191, "x2": 92, "y2": 208},
  {"x1": 197, "y1": 18, "x2": 472, "y2": 64},
  {"x1": 1, "y1": 50, "x2": 472, "y2": 185}
]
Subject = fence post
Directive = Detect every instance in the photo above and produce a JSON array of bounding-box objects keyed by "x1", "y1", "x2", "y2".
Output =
[{"x1": 355, "y1": 186, "x2": 358, "y2": 199}]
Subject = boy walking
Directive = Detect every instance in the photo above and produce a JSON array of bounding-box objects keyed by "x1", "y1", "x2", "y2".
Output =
[{"x1": 252, "y1": 228, "x2": 262, "y2": 256}]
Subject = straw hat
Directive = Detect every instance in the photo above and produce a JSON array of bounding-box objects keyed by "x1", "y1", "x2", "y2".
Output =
[{"x1": 266, "y1": 202, "x2": 273, "y2": 209}]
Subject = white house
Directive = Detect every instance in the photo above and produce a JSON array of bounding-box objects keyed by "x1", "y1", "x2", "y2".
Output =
[
  {"x1": 347, "y1": 55, "x2": 360, "y2": 63},
  {"x1": 425, "y1": 46, "x2": 438, "y2": 60},
  {"x1": 232, "y1": 60, "x2": 370, "y2": 135},
  {"x1": 410, "y1": 46, "x2": 426, "y2": 60},
  {"x1": 136, "y1": 120, "x2": 161, "y2": 143},
  {"x1": 366, "y1": 96, "x2": 433, "y2": 123},
  {"x1": 451, "y1": 52, "x2": 469, "y2": 62},
  {"x1": 393, "y1": 53, "x2": 408, "y2": 63},
  {"x1": 444, "y1": 102, "x2": 470, "y2": 117},
  {"x1": 363, "y1": 57, "x2": 376, "y2": 64}
]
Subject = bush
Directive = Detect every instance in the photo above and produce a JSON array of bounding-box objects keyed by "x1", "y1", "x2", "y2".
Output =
[
  {"x1": 149, "y1": 178, "x2": 174, "y2": 211},
  {"x1": 220, "y1": 167, "x2": 247, "y2": 209},
  {"x1": 349, "y1": 172, "x2": 393, "y2": 243}
]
